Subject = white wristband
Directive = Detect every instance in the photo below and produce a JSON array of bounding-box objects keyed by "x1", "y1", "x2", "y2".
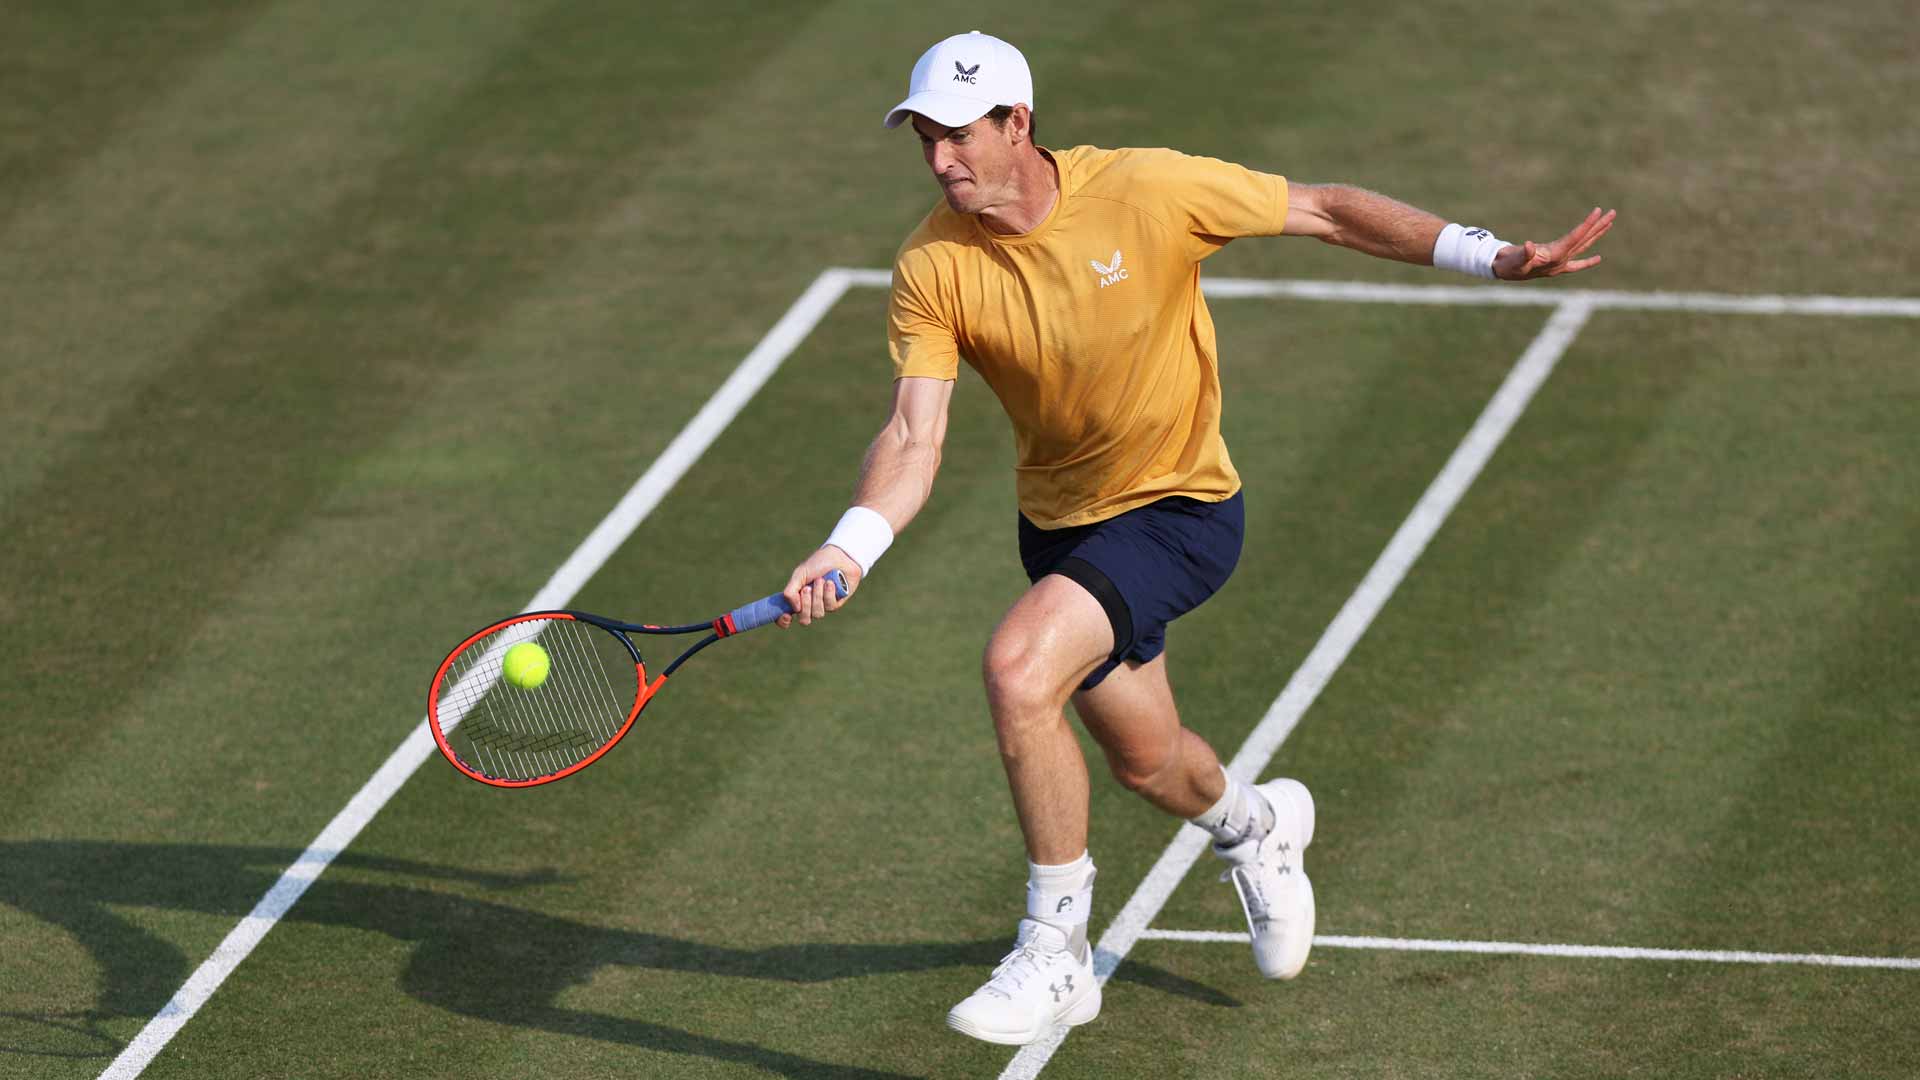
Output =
[
  {"x1": 824, "y1": 505, "x2": 893, "y2": 577},
  {"x1": 1433, "y1": 222, "x2": 1506, "y2": 279}
]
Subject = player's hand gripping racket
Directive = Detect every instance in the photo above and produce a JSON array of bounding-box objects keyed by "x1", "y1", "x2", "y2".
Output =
[{"x1": 428, "y1": 571, "x2": 846, "y2": 788}]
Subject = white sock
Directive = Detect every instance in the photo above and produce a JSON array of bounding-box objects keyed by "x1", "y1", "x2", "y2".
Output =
[
  {"x1": 1190, "y1": 767, "x2": 1274, "y2": 846},
  {"x1": 1027, "y1": 851, "x2": 1095, "y2": 930}
]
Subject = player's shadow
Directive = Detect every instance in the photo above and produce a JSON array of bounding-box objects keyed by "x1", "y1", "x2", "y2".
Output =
[{"x1": 0, "y1": 840, "x2": 1236, "y2": 1075}]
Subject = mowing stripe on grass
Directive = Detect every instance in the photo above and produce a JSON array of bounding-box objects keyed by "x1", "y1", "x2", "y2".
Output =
[
  {"x1": 1139, "y1": 930, "x2": 1920, "y2": 970},
  {"x1": 96, "y1": 268, "x2": 856, "y2": 1080},
  {"x1": 1000, "y1": 299, "x2": 1597, "y2": 1079}
]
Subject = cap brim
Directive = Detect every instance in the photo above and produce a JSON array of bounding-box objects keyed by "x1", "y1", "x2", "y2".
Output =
[{"x1": 882, "y1": 90, "x2": 996, "y2": 129}]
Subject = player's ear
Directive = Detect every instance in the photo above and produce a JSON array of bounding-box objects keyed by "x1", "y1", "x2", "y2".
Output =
[{"x1": 1011, "y1": 104, "x2": 1034, "y2": 145}]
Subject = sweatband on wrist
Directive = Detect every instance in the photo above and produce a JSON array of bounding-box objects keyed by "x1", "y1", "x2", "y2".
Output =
[
  {"x1": 1432, "y1": 222, "x2": 1506, "y2": 279},
  {"x1": 824, "y1": 505, "x2": 893, "y2": 576}
]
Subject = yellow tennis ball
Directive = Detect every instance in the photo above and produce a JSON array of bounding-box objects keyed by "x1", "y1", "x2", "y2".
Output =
[{"x1": 501, "y1": 642, "x2": 550, "y2": 690}]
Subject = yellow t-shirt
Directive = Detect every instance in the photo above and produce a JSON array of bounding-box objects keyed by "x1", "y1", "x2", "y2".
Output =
[{"x1": 888, "y1": 145, "x2": 1288, "y2": 529}]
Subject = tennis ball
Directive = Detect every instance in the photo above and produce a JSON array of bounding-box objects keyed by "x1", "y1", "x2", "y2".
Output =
[{"x1": 501, "y1": 642, "x2": 551, "y2": 690}]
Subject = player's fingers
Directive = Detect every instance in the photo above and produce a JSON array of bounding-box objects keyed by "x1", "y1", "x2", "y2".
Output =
[
  {"x1": 1546, "y1": 210, "x2": 1604, "y2": 258},
  {"x1": 1551, "y1": 254, "x2": 1603, "y2": 275},
  {"x1": 1569, "y1": 208, "x2": 1615, "y2": 253},
  {"x1": 782, "y1": 568, "x2": 810, "y2": 614},
  {"x1": 776, "y1": 612, "x2": 794, "y2": 630},
  {"x1": 820, "y1": 573, "x2": 845, "y2": 612},
  {"x1": 1578, "y1": 210, "x2": 1617, "y2": 251}
]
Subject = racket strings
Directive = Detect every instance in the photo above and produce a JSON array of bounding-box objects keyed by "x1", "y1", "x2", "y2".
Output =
[{"x1": 435, "y1": 618, "x2": 640, "y2": 783}]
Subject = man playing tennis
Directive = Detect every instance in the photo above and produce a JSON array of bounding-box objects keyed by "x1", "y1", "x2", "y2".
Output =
[{"x1": 780, "y1": 30, "x2": 1614, "y2": 1045}]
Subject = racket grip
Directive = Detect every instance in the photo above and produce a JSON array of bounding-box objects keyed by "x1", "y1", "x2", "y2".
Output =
[{"x1": 724, "y1": 569, "x2": 848, "y2": 634}]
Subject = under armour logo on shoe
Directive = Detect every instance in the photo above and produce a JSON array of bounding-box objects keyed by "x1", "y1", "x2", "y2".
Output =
[
  {"x1": 1050, "y1": 974, "x2": 1075, "y2": 1002},
  {"x1": 953, "y1": 61, "x2": 980, "y2": 84},
  {"x1": 1090, "y1": 249, "x2": 1128, "y2": 287},
  {"x1": 1055, "y1": 896, "x2": 1074, "y2": 913}
]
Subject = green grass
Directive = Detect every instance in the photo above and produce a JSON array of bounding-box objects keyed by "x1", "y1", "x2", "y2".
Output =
[{"x1": 3, "y1": 1, "x2": 1917, "y2": 1077}]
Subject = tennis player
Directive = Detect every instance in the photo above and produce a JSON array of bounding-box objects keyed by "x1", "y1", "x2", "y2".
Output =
[{"x1": 780, "y1": 30, "x2": 1614, "y2": 1045}]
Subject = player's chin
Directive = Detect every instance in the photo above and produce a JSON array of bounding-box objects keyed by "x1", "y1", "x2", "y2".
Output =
[{"x1": 940, "y1": 181, "x2": 976, "y2": 211}]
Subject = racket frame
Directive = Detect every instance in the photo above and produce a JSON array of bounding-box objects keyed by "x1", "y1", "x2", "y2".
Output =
[
  {"x1": 428, "y1": 570, "x2": 844, "y2": 789},
  {"x1": 427, "y1": 610, "x2": 720, "y2": 789}
]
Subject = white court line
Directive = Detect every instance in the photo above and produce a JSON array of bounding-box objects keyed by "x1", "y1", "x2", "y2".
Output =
[
  {"x1": 999, "y1": 299, "x2": 1598, "y2": 1079},
  {"x1": 836, "y1": 267, "x2": 1920, "y2": 319},
  {"x1": 1140, "y1": 930, "x2": 1920, "y2": 971},
  {"x1": 97, "y1": 268, "x2": 857, "y2": 1080},
  {"x1": 1196, "y1": 277, "x2": 1920, "y2": 317}
]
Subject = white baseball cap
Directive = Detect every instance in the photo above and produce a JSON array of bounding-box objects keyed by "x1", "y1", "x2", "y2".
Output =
[{"x1": 882, "y1": 31, "x2": 1034, "y2": 129}]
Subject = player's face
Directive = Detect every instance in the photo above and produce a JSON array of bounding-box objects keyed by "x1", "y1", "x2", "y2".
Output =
[{"x1": 912, "y1": 113, "x2": 1017, "y2": 215}]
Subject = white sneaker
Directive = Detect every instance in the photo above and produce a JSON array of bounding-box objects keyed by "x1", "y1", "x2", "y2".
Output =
[
  {"x1": 946, "y1": 918, "x2": 1100, "y2": 1045},
  {"x1": 1213, "y1": 777, "x2": 1316, "y2": 979}
]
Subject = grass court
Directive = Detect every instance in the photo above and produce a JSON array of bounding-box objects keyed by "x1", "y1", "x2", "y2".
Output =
[{"x1": 3, "y1": 2, "x2": 1917, "y2": 1077}]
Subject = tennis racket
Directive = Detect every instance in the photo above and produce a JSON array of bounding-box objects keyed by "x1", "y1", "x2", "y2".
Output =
[{"x1": 428, "y1": 570, "x2": 846, "y2": 788}]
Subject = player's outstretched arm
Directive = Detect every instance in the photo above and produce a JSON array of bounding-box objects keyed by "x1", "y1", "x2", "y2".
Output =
[
  {"x1": 779, "y1": 375, "x2": 955, "y2": 628},
  {"x1": 1282, "y1": 183, "x2": 1615, "y2": 280}
]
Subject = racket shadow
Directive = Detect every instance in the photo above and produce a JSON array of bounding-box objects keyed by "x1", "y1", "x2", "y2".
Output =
[{"x1": 2, "y1": 841, "x2": 1234, "y2": 1075}]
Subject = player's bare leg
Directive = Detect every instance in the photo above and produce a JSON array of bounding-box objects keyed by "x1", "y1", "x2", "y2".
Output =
[
  {"x1": 1069, "y1": 653, "x2": 1226, "y2": 818},
  {"x1": 1076, "y1": 650, "x2": 1318, "y2": 981},
  {"x1": 980, "y1": 573, "x2": 1113, "y2": 863},
  {"x1": 949, "y1": 574, "x2": 1111, "y2": 1045}
]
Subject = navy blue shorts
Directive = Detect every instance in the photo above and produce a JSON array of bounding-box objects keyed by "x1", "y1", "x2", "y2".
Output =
[{"x1": 1018, "y1": 491, "x2": 1245, "y2": 691}]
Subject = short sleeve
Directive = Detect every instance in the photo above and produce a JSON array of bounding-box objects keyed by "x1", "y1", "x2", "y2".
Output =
[
  {"x1": 1145, "y1": 150, "x2": 1288, "y2": 261},
  {"x1": 887, "y1": 249, "x2": 960, "y2": 381}
]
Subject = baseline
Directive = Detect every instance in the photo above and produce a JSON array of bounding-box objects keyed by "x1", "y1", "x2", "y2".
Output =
[{"x1": 836, "y1": 266, "x2": 1920, "y2": 319}]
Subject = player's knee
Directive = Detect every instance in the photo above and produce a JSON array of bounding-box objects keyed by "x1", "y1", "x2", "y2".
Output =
[{"x1": 981, "y1": 633, "x2": 1060, "y2": 728}]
